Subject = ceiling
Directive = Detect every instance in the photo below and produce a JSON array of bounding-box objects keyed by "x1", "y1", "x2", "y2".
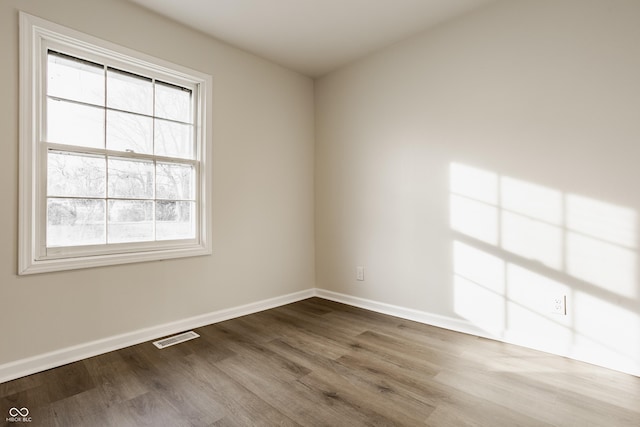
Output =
[{"x1": 129, "y1": 0, "x2": 495, "y2": 77}]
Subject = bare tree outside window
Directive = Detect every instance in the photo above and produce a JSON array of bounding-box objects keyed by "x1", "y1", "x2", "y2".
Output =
[
  {"x1": 19, "y1": 13, "x2": 211, "y2": 274},
  {"x1": 45, "y1": 50, "x2": 197, "y2": 247}
]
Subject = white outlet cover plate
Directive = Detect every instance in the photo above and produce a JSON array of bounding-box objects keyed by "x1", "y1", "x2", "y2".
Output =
[{"x1": 551, "y1": 295, "x2": 566, "y2": 315}]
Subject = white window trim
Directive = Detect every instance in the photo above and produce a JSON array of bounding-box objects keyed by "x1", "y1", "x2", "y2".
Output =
[{"x1": 19, "y1": 12, "x2": 213, "y2": 275}]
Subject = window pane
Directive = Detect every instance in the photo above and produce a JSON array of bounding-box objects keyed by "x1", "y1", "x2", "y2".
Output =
[
  {"x1": 47, "y1": 198, "x2": 105, "y2": 247},
  {"x1": 107, "y1": 110, "x2": 153, "y2": 154},
  {"x1": 156, "y1": 163, "x2": 194, "y2": 200},
  {"x1": 108, "y1": 157, "x2": 154, "y2": 199},
  {"x1": 108, "y1": 200, "x2": 153, "y2": 243},
  {"x1": 48, "y1": 152, "x2": 105, "y2": 198},
  {"x1": 47, "y1": 51, "x2": 104, "y2": 106},
  {"x1": 155, "y1": 81, "x2": 192, "y2": 123},
  {"x1": 155, "y1": 120, "x2": 193, "y2": 159},
  {"x1": 47, "y1": 99, "x2": 105, "y2": 148},
  {"x1": 107, "y1": 68, "x2": 152, "y2": 115},
  {"x1": 156, "y1": 201, "x2": 195, "y2": 240}
]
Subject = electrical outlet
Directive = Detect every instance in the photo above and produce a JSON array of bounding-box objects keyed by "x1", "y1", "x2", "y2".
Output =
[
  {"x1": 356, "y1": 266, "x2": 365, "y2": 281},
  {"x1": 551, "y1": 295, "x2": 566, "y2": 315}
]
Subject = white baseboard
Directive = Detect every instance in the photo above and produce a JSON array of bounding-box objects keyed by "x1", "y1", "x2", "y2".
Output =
[
  {"x1": 315, "y1": 289, "x2": 492, "y2": 338},
  {"x1": 0, "y1": 288, "x2": 315, "y2": 384},
  {"x1": 2, "y1": 287, "x2": 638, "y2": 383},
  {"x1": 316, "y1": 289, "x2": 640, "y2": 378}
]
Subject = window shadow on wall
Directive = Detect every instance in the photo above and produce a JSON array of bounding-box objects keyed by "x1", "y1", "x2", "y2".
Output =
[{"x1": 449, "y1": 162, "x2": 639, "y2": 373}]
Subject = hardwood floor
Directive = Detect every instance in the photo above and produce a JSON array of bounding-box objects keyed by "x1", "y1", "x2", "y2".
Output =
[{"x1": 2, "y1": 297, "x2": 640, "y2": 426}]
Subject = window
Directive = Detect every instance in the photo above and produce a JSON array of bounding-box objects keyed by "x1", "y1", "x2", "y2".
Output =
[{"x1": 19, "y1": 13, "x2": 212, "y2": 274}]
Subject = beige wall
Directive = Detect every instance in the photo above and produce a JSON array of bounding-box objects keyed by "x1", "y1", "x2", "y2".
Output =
[
  {"x1": 3, "y1": 0, "x2": 640, "y2": 378},
  {"x1": 316, "y1": 0, "x2": 640, "y2": 374},
  {"x1": 0, "y1": 0, "x2": 315, "y2": 365}
]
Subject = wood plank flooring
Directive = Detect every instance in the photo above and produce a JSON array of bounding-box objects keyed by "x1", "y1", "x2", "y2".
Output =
[{"x1": 2, "y1": 297, "x2": 640, "y2": 426}]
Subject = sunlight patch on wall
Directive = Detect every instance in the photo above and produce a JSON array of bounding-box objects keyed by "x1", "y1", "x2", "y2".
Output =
[
  {"x1": 449, "y1": 162, "x2": 638, "y2": 298},
  {"x1": 566, "y1": 195, "x2": 637, "y2": 298},
  {"x1": 566, "y1": 195, "x2": 636, "y2": 249},
  {"x1": 500, "y1": 176, "x2": 563, "y2": 270},
  {"x1": 449, "y1": 162, "x2": 640, "y2": 374},
  {"x1": 573, "y1": 291, "x2": 640, "y2": 371},
  {"x1": 452, "y1": 241, "x2": 505, "y2": 335},
  {"x1": 449, "y1": 162, "x2": 497, "y2": 204},
  {"x1": 506, "y1": 264, "x2": 572, "y2": 350},
  {"x1": 453, "y1": 276, "x2": 505, "y2": 336},
  {"x1": 449, "y1": 195, "x2": 498, "y2": 245},
  {"x1": 506, "y1": 264, "x2": 571, "y2": 323},
  {"x1": 501, "y1": 177, "x2": 563, "y2": 225},
  {"x1": 566, "y1": 233, "x2": 636, "y2": 298},
  {"x1": 449, "y1": 163, "x2": 498, "y2": 245},
  {"x1": 453, "y1": 241, "x2": 505, "y2": 292},
  {"x1": 501, "y1": 211, "x2": 563, "y2": 270}
]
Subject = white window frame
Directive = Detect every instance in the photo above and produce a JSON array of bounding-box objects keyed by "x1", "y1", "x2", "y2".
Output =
[{"x1": 19, "y1": 12, "x2": 212, "y2": 275}]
